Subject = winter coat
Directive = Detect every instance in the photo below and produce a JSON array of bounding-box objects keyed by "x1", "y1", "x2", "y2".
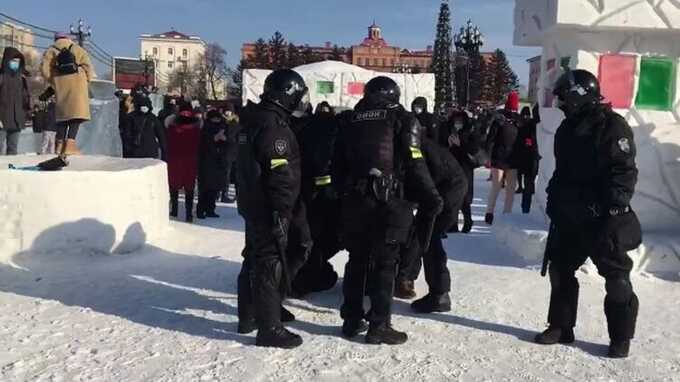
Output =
[
  {"x1": 547, "y1": 104, "x2": 638, "y2": 228},
  {"x1": 122, "y1": 111, "x2": 167, "y2": 160},
  {"x1": 225, "y1": 117, "x2": 242, "y2": 163},
  {"x1": 0, "y1": 47, "x2": 30, "y2": 132},
  {"x1": 442, "y1": 113, "x2": 482, "y2": 169},
  {"x1": 41, "y1": 38, "x2": 95, "y2": 122},
  {"x1": 198, "y1": 120, "x2": 229, "y2": 191},
  {"x1": 486, "y1": 110, "x2": 520, "y2": 170},
  {"x1": 167, "y1": 118, "x2": 201, "y2": 190},
  {"x1": 512, "y1": 115, "x2": 540, "y2": 175}
]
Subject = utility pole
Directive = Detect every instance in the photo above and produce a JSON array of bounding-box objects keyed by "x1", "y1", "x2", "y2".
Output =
[{"x1": 69, "y1": 18, "x2": 92, "y2": 47}]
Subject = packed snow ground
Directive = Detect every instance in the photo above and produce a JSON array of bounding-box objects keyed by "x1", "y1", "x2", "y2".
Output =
[{"x1": 1, "y1": 171, "x2": 679, "y2": 381}]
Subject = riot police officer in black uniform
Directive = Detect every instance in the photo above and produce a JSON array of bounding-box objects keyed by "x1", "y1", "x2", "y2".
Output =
[
  {"x1": 236, "y1": 69, "x2": 310, "y2": 349},
  {"x1": 336, "y1": 77, "x2": 442, "y2": 344},
  {"x1": 291, "y1": 102, "x2": 342, "y2": 297},
  {"x1": 536, "y1": 69, "x2": 642, "y2": 358}
]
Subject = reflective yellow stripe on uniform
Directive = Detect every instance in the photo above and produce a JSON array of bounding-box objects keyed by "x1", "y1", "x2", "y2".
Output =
[
  {"x1": 410, "y1": 146, "x2": 423, "y2": 159},
  {"x1": 314, "y1": 175, "x2": 332, "y2": 186},
  {"x1": 270, "y1": 158, "x2": 288, "y2": 169}
]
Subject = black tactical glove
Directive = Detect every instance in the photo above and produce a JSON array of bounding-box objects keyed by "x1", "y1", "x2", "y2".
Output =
[{"x1": 38, "y1": 87, "x2": 55, "y2": 102}]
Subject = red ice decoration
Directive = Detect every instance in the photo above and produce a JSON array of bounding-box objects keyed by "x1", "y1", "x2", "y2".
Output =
[
  {"x1": 347, "y1": 82, "x2": 365, "y2": 96},
  {"x1": 598, "y1": 54, "x2": 637, "y2": 109}
]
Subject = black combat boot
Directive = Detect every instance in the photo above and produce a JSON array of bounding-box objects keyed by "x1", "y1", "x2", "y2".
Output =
[
  {"x1": 534, "y1": 326, "x2": 575, "y2": 345},
  {"x1": 366, "y1": 323, "x2": 408, "y2": 345},
  {"x1": 342, "y1": 320, "x2": 369, "y2": 338},
  {"x1": 185, "y1": 189, "x2": 195, "y2": 223},
  {"x1": 170, "y1": 190, "x2": 179, "y2": 217},
  {"x1": 411, "y1": 293, "x2": 451, "y2": 313},
  {"x1": 394, "y1": 279, "x2": 416, "y2": 299},
  {"x1": 484, "y1": 213, "x2": 494, "y2": 225},
  {"x1": 281, "y1": 306, "x2": 295, "y2": 323},
  {"x1": 238, "y1": 319, "x2": 257, "y2": 334},
  {"x1": 461, "y1": 215, "x2": 473, "y2": 233},
  {"x1": 255, "y1": 326, "x2": 303, "y2": 349},
  {"x1": 607, "y1": 339, "x2": 630, "y2": 358},
  {"x1": 206, "y1": 211, "x2": 220, "y2": 218}
]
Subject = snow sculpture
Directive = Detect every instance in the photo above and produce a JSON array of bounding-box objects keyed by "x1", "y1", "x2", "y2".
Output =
[
  {"x1": 513, "y1": 0, "x2": 680, "y2": 273},
  {"x1": 0, "y1": 156, "x2": 169, "y2": 261},
  {"x1": 243, "y1": 61, "x2": 436, "y2": 111}
]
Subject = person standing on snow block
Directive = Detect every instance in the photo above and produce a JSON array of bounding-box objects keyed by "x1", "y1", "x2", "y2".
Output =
[
  {"x1": 536, "y1": 69, "x2": 642, "y2": 359},
  {"x1": 167, "y1": 101, "x2": 201, "y2": 223},
  {"x1": 0, "y1": 47, "x2": 31, "y2": 155},
  {"x1": 235, "y1": 69, "x2": 310, "y2": 349},
  {"x1": 335, "y1": 76, "x2": 442, "y2": 345},
  {"x1": 41, "y1": 32, "x2": 95, "y2": 156}
]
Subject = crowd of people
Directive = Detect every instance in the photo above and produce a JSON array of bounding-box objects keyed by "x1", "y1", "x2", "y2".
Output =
[
  {"x1": 1, "y1": 35, "x2": 641, "y2": 359},
  {"x1": 233, "y1": 67, "x2": 641, "y2": 360},
  {"x1": 116, "y1": 91, "x2": 242, "y2": 222}
]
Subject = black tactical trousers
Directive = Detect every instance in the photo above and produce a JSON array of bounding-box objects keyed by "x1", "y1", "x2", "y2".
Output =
[
  {"x1": 197, "y1": 189, "x2": 218, "y2": 214},
  {"x1": 341, "y1": 194, "x2": 400, "y2": 325},
  {"x1": 459, "y1": 164, "x2": 474, "y2": 224},
  {"x1": 238, "y1": 222, "x2": 284, "y2": 328},
  {"x1": 547, "y1": 223, "x2": 639, "y2": 341},
  {"x1": 292, "y1": 193, "x2": 341, "y2": 293},
  {"x1": 518, "y1": 169, "x2": 536, "y2": 213}
]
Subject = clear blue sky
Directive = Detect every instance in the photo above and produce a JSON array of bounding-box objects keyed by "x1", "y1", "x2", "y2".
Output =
[{"x1": 1, "y1": 0, "x2": 540, "y2": 85}]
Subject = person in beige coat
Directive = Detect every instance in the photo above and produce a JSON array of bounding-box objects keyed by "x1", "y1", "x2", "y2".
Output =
[{"x1": 41, "y1": 32, "x2": 95, "y2": 155}]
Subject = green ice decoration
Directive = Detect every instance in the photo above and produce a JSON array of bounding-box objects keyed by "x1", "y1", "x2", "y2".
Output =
[
  {"x1": 635, "y1": 57, "x2": 676, "y2": 111},
  {"x1": 316, "y1": 81, "x2": 335, "y2": 95}
]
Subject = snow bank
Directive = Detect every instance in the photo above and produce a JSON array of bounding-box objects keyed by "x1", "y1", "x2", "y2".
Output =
[
  {"x1": 243, "y1": 61, "x2": 435, "y2": 111},
  {"x1": 0, "y1": 155, "x2": 169, "y2": 261}
]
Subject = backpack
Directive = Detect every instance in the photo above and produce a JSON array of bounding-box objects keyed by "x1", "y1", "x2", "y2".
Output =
[{"x1": 54, "y1": 45, "x2": 78, "y2": 75}]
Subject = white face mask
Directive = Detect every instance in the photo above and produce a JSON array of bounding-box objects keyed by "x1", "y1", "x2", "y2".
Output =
[
  {"x1": 414, "y1": 107, "x2": 424, "y2": 115},
  {"x1": 140, "y1": 106, "x2": 150, "y2": 113}
]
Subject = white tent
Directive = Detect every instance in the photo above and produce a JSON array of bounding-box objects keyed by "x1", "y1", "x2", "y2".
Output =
[{"x1": 242, "y1": 60, "x2": 436, "y2": 112}]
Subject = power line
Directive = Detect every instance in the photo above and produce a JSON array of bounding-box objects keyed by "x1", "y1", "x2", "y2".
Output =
[
  {"x1": 0, "y1": 12, "x2": 56, "y2": 34},
  {"x1": 84, "y1": 43, "x2": 112, "y2": 61},
  {"x1": 87, "y1": 39, "x2": 113, "y2": 60}
]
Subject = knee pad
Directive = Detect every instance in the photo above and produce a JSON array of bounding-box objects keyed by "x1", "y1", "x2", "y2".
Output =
[{"x1": 605, "y1": 277, "x2": 633, "y2": 303}]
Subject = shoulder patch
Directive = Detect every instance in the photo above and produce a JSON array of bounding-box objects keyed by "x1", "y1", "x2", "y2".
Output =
[
  {"x1": 352, "y1": 110, "x2": 387, "y2": 123},
  {"x1": 618, "y1": 137, "x2": 631, "y2": 154},
  {"x1": 274, "y1": 139, "x2": 288, "y2": 155}
]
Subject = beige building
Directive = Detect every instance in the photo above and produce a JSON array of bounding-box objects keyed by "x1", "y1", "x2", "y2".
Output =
[
  {"x1": 139, "y1": 30, "x2": 207, "y2": 93},
  {"x1": 0, "y1": 22, "x2": 40, "y2": 68}
]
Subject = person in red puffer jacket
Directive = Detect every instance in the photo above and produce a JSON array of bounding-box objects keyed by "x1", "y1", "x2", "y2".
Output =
[{"x1": 167, "y1": 101, "x2": 201, "y2": 222}]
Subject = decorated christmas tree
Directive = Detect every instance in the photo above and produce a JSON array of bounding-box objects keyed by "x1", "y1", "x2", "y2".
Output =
[
  {"x1": 484, "y1": 49, "x2": 519, "y2": 105},
  {"x1": 430, "y1": 0, "x2": 454, "y2": 110}
]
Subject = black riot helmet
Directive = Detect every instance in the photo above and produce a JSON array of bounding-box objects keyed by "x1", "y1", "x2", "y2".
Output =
[
  {"x1": 262, "y1": 69, "x2": 309, "y2": 113},
  {"x1": 365, "y1": 76, "x2": 401, "y2": 104},
  {"x1": 552, "y1": 69, "x2": 602, "y2": 116},
  {"x1": 411, "y1": 96, "x2": 428, "y2": 115}
]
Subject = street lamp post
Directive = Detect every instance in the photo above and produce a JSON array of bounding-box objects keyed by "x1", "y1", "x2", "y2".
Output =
[
  {"x1": 453, "y1": 19, "x2": 484, "y2": 108},
  {"x1": 69, "y1": 18, "x2": 92, "y2": 47}
]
